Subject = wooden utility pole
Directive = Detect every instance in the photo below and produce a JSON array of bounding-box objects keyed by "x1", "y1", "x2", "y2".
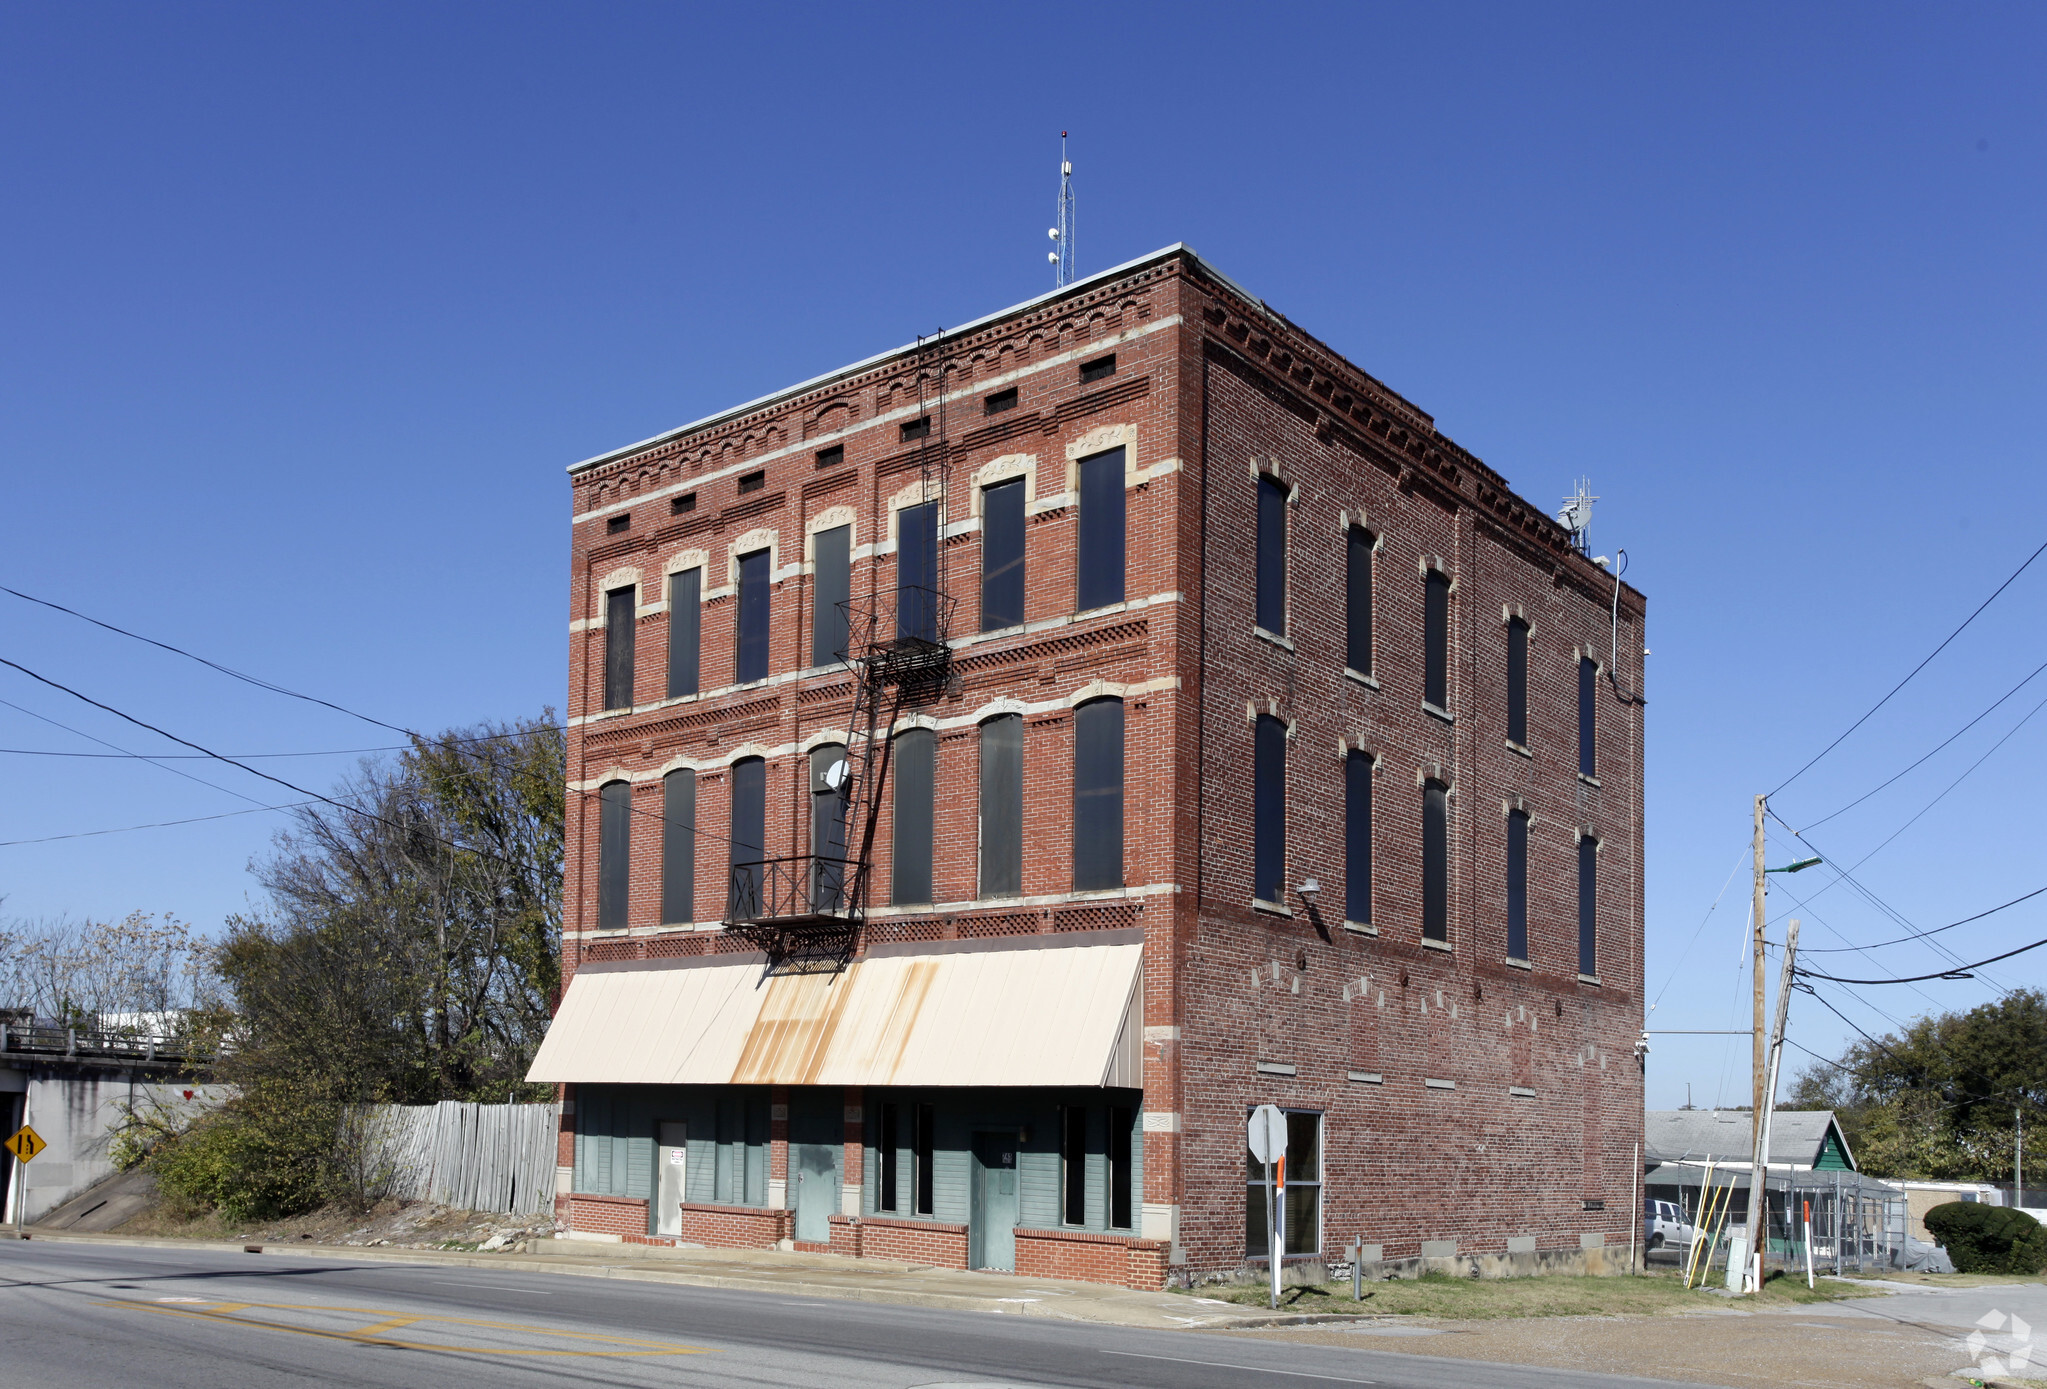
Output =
[
  {"x1": 1743, "y1": 917, "x2": 1801, "y2": 1292},
  {"x1": 1752, "y1": 794, "x2": 1767, "y2": 1121}
]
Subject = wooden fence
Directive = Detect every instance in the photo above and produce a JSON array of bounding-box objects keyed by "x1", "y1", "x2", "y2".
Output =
[{"x1": 362, "y1": 1101, "x2": 559, "y2": 1216}]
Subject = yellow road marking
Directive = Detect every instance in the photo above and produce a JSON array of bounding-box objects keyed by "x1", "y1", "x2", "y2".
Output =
[{"x1": 97, "y1": 1299, "x2": 714, "y2": 1358}]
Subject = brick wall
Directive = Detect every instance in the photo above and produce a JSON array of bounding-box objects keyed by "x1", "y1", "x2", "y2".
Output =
[
  {"x1": 1015, "y1": 1227, "x2": 1171, "y2": 1290},
  {"x1": 567, "y1": 1192, "x2": 648, "y2": 1238},
  {"x1": 551, "y1": 248, "x2": 1647, "y2": 1287},
  {"x1": 836, "y1": 1214, "x2": 971, "y2": 1268}
]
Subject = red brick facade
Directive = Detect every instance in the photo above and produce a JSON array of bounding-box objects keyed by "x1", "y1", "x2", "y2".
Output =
[{"x1": 551, "y1": 246, "x2": 1646, "y2": 1287}]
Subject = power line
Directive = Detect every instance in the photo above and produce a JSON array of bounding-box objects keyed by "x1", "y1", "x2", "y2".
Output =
[
  {"x1": 1797, "y1": 935, "x2": 2047, "y2": 985},
  {"x1": 1768, "y1": 535, "x2": 2047, "y2": 798},
  {"x1": 1800, "y1": 884, "x2": 2047, "y2": 953},
  {"x1": 0, "y1": 744, "x2": 409, "y2": 760},
  {"x1": 1, "y1": 584, "x2": 413, "y2": 735},
  {"x1": 1795, "y1": 656, "x2": 2047, "y2": 834},
  {"x1": 0, "y1": 695, "x2": 270, "y2": 811},
  {"x1": 0, "y1": 800, "x2": 316, "y2": 847},
  {"x1": 0, "y1": 652, "x2": 525, "y2": 870}
]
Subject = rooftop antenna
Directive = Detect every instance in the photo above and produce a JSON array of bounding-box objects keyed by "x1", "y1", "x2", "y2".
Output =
[
  {"x1": 1558, "y1": 477, "x2": 1598, "y2": 554},
  {"x1": 1048, "y1": 132, "x2": 1074, "y2": 287}
]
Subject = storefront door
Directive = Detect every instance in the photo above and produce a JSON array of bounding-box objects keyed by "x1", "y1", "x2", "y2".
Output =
[
  {"x1": 655, "y1": 1121, "x2": 687, "y2": 1237},
  {"x1": 970, "y1": 1132, "x2": 1019, "y2": 1272},
  {"x1": 793, "y1": 1142, "x2": 836, "y2": 1244}
]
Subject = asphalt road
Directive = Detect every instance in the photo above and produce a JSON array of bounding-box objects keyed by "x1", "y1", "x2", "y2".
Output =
[{"x1": 0, "y1": 1239, "x2": 1727, "y2": 1389}]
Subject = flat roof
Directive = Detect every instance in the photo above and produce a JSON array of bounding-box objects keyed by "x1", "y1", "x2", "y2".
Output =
[{"x1": 566, "y1": 242, "x2": 1276, "y2": 476}]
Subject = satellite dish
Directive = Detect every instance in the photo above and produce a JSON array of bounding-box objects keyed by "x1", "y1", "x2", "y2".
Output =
[
  {"x1": 1048, "y1": 227, "x2": 1060, "y2": 240},
  {"x1": 824, "y1": 759, "x2": 848, "y2": 792}
]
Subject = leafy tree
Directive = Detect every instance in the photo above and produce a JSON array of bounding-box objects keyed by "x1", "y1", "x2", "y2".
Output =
[
  {"x1": 148, "y1": 713, "x2": 564, "y2": 1218},
  {"x1": 1790, "y1": 990, "x2": 2046, "y2": 1184}
]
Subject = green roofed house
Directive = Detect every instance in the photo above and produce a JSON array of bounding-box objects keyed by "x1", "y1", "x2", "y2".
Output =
[{"x1": 1644, "y1": 1109, "x2": 1857, "y2": 1174}]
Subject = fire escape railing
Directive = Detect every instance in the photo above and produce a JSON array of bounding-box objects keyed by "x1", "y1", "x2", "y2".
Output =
[{"x1": 722, "y1": 342, "x2": 957, "y2": 971}]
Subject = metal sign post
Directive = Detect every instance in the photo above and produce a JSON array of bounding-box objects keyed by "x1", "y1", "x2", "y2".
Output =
[
  {"x1": 5, "y1": 1116, "x2": 44, "y2": 1239},
  {"x1": 1249, "y1": 1105, "x2": 1287, "y2": 1310}
]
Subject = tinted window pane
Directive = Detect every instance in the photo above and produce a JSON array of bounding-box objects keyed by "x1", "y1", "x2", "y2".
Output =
[
  {"x1": 890, "y1": 728, "x2": 935, "y2": 905},
  {"x1": 878, "y1": 1103, "x2": 899, "y2": 1212},
  {"x1": 1076, "y1": 448, "x2": 1125, "y2": 610},
  {"x1": 728, "y1": 756, "x2": 766, "y2": 915},
  {"x1": 981, "y1": 478, "x2": 1026, "y2": 631},
  {"x1": 812, "y1": 525, "x2": 851, "y2": 667},
  {"x1": 1254, "y1": 715, "x2": 1286, "y2": 903},
  {"x1": 915, "y1": 1102, "x2": 935, "y2": 1215},
  {"x1": 979, "y1": 714, "x2": 1023, "y2": 897},
  {"x1": 1073, "y1": 698, "x2": 1124, "y2": 891},
  {"x1": 668, "y1": 569, "x2": 700, "y2": 699},
  {"x1": 597, "y1": 779, "x2": 631, "y2": 930},
  {"x1": 898, "y1": 500, "x2": 940, "y2": 642},
  {"x1": 1506, "y1": 809, "x2": 1529, "y2": 961},
  {"x1": 1507, "y1": 619, "x2": 1528, "y2": 747},
  {"x1": 1579, "y1": 837, "x2": 1598, "y2": 976},
  {"x1": 736, "y1": 550, "x2": 771, "y2": 683},
  {"x1": 1425, "y1": 570, "x2": 1450, "y2": 709},
  {"x1": 1257, "y1": 474, "x2": 1287, "y2": 634},
  {"x1": 1345, "y1": 750, "x2": 1371, "y2": 925},
  {"x1": 604, "y1": 586, "x2": 635, "y2": 710},
  {"x1": 1422, "y1": 780, "x2": 1449, "y2": 942},
  {"x1": 1062, "y1": 1106, "x2": 1087, "y2": 1225},
  {"x1": 1109, "y1": 1106, "x2": 1133, "y2": 1230},
  {"x1": 1579, "y1": 656, "x2": 1597, "y2": 777},
  {"x1": 1347, "y1": 528, "x2": 1373, "y2": 675},
  {"x1": 661, "y1": 769, "x2": 695, "y2": 926}
]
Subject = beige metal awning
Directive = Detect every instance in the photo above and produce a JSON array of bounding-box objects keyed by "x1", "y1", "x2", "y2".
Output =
[{"x1": 527, "y1": 933, "x2": 1143, "y2": 1090}]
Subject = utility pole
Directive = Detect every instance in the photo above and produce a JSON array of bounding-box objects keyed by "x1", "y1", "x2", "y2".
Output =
[
  {"x1": 1742, "y1": 917, "x2": 1800, "y2": 1293},
  {"x1": 1752, "y1": 793, "x2": 1767, "y2": 1122}
]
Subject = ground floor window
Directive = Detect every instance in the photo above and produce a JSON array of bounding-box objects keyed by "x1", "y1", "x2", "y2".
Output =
[{"x1": 1245, "y1": 1109, "x2": 1322, "y2": 1258}]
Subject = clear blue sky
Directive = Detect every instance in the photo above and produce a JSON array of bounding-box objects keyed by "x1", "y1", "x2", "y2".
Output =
[{"x1": 4, "y1": 4, "x2": 2043, "y2": 1108}]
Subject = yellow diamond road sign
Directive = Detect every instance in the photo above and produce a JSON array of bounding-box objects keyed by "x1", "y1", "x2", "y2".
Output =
[{"x1": 5, "y1": 1125, "x2": 44, "y2": 1163}]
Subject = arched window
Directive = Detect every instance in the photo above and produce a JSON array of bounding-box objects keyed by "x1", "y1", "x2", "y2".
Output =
[
  {"x1": 811, "y1": 527, "x2": 851, "y2": 667},
  {"x1": 603, "y1": 587, "x2": 635, "y2": 710},
  {"x1": 1344, "y1": 750, "x2": 1371, "y2": 927},
  {"x1": 1076, "y1": 447, "x2": 1125, "y2": 611},
  {"x1": 727, "y1": 756, "x2": 766, "y2": 915},
  {"x1": 1424, "y1": 568, "x2": 1450, "y2": 711},
  {"x1": 1073, "y1": 698, "x2": 1124, "y2": 891},
  {"x1": 1422, "y1": 779, "x2": 1449, "y2": 943},
  {"x1": 978, "y1": 714, "x2": 1023, "y2": 897},
  {"x1": 891, "y1": 728, "x2": 936, "y2": 906},
  {"x1": 810, "y1": 744, "x2": 849, "y2": 910},
  {"x1": 1346, "y1": 527, "x2": 1374, "y2": 677},
  {"x1": 1253, "y1": 714, "x2": 1286, "y2": 905},
  {"x1": 597, "y1": 779, "x2": 631, "y2": 931},
  {"x1": 661, "y1": 769, "x2": 695, "y2": 926},
  {"x1": 1578, "y1": 836, "x2": 1599, "y2": 977}
]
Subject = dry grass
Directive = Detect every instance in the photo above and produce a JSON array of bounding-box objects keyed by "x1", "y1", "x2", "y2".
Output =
[
  {"x1": 1180, "y1": 1268, "x2": 1864, "y2": 1319},
  {"x1": 1828, "y1": 1267, "x2": 2047, "y2": 1289},
  {"x1": 108, "y1": 1199, "x2": 551, "y2": 1252}
]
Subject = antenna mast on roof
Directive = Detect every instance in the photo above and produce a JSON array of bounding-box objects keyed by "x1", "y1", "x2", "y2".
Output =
[
  {"x1": 1558, "y1": 477, "x2": 1598, "y2": 555},
  {"x1": 1049, "y1": 132, "x2": 1075, "y2": 288}
]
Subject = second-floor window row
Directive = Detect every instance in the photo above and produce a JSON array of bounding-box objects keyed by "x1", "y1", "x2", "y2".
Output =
[{"x1": 588, "y1": 697, "x2": 1127, "y2": 928}]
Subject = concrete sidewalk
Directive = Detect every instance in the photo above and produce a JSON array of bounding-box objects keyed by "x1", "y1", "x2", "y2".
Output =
[{"x1": 9, "y1": 1228, "x2": 1328, "y2": 1332}]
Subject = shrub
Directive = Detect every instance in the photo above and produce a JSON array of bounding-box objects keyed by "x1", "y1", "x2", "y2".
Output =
[
  {"x1": 1923, "y1": 1201, "x2": 2047, "y2": 1275},
  {"x1": 144, "y1": 1081, "x2": 339, "y2": 1223}
]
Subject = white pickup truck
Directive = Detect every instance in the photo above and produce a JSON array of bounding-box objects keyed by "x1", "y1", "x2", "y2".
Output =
[{"x1": 1643, "y1": 1198, "x2": 1700, "y2": 1250}]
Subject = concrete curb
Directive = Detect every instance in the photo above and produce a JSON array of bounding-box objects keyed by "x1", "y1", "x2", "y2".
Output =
[{"x1": 9, "y1": 1229, "x2": 1352, "y2": 1329}]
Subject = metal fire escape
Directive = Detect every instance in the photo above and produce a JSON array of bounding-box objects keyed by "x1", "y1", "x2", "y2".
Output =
[{"x1": 725, "y1": 339, "x2": 956, "y2": 970}]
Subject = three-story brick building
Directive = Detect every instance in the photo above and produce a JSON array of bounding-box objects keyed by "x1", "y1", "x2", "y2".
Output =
[{"x1": 529, "y1": 245, "x2": 1648, "y2": 1288}]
